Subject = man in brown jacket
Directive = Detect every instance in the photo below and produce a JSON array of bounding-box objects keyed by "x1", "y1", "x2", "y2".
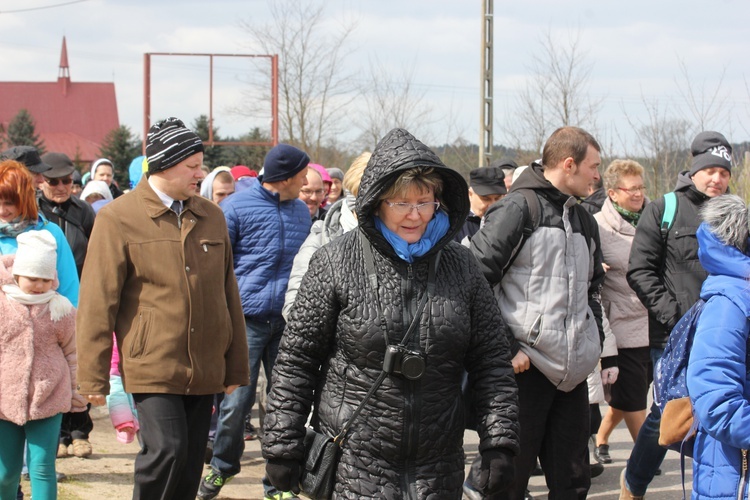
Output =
[{"x1": 76, "y1": 117, "x2": 249, "y2": 500}]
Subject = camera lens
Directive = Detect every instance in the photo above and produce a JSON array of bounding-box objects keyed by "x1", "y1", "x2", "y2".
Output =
[{"x1": 400, "y1": 355, "x2": 425, "y2": 380}]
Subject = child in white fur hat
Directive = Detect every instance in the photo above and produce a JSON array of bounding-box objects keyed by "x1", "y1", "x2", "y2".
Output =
[{"x1": 0, "y1": 230, "x2": 85, "y2": 499}]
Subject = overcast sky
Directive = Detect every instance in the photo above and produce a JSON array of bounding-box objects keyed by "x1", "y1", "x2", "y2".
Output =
[{"x1": 1, "y1": 0, "x2": 749, "y2": 156}]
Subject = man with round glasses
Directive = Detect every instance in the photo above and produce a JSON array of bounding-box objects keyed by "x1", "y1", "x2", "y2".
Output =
[{"x1": 299, "y1": 166, "x2": 328, "y2": 222}]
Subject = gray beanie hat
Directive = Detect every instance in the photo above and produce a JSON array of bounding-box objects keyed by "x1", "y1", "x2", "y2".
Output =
[
  {"x1": 327, "y1": 167, "x2": 344, "y2": 181},
  {"x1": 690, "y1": 131, "x2": 732, "y2": 176}
]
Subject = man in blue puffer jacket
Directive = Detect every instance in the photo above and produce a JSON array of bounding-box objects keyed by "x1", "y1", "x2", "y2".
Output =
[{"x1": 199, "y1": 144, "x2": 311, "y2": 500}]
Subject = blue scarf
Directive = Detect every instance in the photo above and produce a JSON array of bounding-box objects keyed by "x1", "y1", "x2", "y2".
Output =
[{"x1": 374, "y1": 210, "x2": 450, "y2": 263}]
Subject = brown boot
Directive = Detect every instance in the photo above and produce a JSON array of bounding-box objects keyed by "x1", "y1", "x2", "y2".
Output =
[
  {"x1": 56, "y1": 442, "x2": 69, "y2": 458},
  {"x1": 619, "y1": 468, "x2": 644, "y2": 500},
  {"x1": 72, "y1": 438, "x2": 92, "y2": 458}
]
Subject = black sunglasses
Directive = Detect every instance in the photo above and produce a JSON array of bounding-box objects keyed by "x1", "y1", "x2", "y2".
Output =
[{"x1": 45, "y1": 177, "x2": 73, "y2": 186}]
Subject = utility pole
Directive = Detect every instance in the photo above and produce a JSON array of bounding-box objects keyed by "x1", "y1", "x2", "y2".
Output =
[{"x1": 479, "y1": 0, "x2": 493, "y2": 167}]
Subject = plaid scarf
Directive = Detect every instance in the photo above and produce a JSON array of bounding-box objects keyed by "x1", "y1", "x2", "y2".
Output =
[{"x1": 0, "y1": 217, "x2": 34, "y2": 238}]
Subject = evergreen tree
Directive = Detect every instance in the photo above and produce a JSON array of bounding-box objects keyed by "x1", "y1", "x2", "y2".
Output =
[
  {"x1": 99, "y1": 125, "x2": 142, "y2": 188},
  {"x1": 223, "y1": 128, "x2": 271, "y2": 170},
  {"x1": 192, "y1": 115, "x2": 226, "y2": 168},
  {"x1": 4, "y1": 109, "x2": 45, "y2": 153}
]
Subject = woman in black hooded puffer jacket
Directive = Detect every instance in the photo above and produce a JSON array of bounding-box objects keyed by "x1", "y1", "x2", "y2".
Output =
[{"x1": 262, "y1": 128, "x2": 520, "y2": 499}]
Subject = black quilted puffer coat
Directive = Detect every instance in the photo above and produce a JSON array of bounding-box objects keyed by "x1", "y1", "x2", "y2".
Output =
[{"x1": 263, "y1": 128, "x2": 520, "y2": 499}]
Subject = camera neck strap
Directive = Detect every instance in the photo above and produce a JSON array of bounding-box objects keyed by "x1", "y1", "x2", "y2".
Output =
[
  {"x1": 335, "y1": 231, "x2": 439, "y2": 447},
  {"x1": 359, "y1": 229, "x2": 439, "y2": 348}
]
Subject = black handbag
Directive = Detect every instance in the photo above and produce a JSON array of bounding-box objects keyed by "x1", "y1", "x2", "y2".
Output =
[{"x1": 299, "y1": 428, "x2": 341, "y2": 499}]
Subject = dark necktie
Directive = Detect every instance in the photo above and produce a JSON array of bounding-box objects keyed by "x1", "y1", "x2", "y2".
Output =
[
  {"x1": 170, "y1": 200, "x2": 182, "y2": 215},
  {"x1": 171, "y1": 200, "x2": 182, "y2": 228}
]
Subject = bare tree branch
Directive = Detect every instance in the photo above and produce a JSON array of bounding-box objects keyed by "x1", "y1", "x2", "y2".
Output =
[
  {"x1": 355, "y1": 56, "x2": 434, "y2": 151},
  {"x1": 235, "y1": 0, "x2": 359, "y2": 162},
  {"x1": 675, "y1": 58, "x2": 731, "y2": 131},
  {"x1": 502, "y1": 28, "x2": 602, "y2": 153},
  {"x1": 620, "y1": 92, "x2": 692, "y2": 196}
]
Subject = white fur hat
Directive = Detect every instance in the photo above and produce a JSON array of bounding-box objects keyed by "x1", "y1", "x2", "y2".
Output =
[{"x1": 13, "y1": 230, "x2": 57, "y2": 280}]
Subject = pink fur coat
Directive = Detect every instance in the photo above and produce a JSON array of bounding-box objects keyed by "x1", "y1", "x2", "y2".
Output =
[{"x1": 0, "y1": 255, "x2": 78, "y2": 426}]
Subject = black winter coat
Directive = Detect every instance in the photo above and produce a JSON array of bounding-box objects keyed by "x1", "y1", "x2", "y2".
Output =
[
  {"x1": 626, "y1": 172, "x2": 710, "y2": 348},
  {"x1": 263, "y1": 128, "x2": 519, "y2": 499},
  {"x1": 37, "y1": 193, "x2": 95, "y2": 277}
]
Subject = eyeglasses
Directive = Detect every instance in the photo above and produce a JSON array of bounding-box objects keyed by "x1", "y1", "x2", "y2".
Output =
[
  {"x1": 45, "y1": 177, "x2": 73, "y2": 186},
  {"x1": 616, "y1": 186, "x2": 646, "y2": 195},
  {"x1": 299, "y1": 188, "x2": 326, "y2": 197},
  {"x1": 384, "y1": 200, "x2": 441, "y2": 215}
]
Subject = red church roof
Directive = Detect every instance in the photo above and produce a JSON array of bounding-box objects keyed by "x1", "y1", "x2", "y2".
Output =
[{"x1": 0, "y1": 37, "x2": 119, "y2": 164}]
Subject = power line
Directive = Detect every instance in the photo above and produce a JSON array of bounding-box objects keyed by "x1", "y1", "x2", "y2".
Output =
[{"x1": 0, "y1": 0, "x2": 90, "y2": 14}]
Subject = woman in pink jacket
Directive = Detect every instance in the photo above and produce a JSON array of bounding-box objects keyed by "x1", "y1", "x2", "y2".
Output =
[{"x1": 0, "y1": 230, "x2": 85, "y2": 499}]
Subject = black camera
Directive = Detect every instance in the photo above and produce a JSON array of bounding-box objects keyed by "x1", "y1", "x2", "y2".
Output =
[{"x1": 383, "y1": 345, "x2": 426, "y2": 380}]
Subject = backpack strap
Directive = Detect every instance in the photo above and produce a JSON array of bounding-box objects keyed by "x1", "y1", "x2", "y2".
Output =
[
  {"x1": 519, "y1": 188, "x2": 541, "y2": 237},
  {"x1": 661, "y1": 192, "x2": 677, "y2": 240},
  {"x1": 503, "y1": 188, "x2": 541, "y2": 273}
]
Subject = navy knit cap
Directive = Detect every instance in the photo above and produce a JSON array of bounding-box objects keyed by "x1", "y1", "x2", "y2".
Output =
[
  {"x1": 690, "y1": 131, "x2": 732, "y2": 176},
  {"x1": 146, "y1": 117, "x2": 204, "y2": 174},
  {"x1": 259, "y1": 144, "x2": 310, "y2": 183}
]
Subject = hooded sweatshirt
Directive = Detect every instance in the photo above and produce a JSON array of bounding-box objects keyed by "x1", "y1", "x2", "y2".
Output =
[{"x1": 471, "y1": 162, "x2": 605, "y2": 391}]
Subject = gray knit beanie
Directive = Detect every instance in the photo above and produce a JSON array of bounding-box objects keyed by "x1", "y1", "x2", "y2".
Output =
[{"x1": 690, "y1": 131, "x2": 732, "y2": 176}]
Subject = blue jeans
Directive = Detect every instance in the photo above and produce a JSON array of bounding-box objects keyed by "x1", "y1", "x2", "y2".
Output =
[
  {"x1": 624, "y1": 347, "x2": 666, "y2": 496},
  {"x1": 210, "y1": 317, "x2": 285, "y2": 478}
]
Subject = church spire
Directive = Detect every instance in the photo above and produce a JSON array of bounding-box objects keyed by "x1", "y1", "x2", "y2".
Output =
[{"x1": 58, "y1": 36, "x2": 70, "y2": 96}]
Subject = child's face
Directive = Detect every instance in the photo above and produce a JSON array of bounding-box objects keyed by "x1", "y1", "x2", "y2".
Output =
[{"x1": 16, "y1": 276, "x2": 54, "y2": 294}]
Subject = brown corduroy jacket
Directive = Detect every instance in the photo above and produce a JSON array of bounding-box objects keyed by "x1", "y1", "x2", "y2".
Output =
[{"x1": 76, "y1": 179, "x2": 249, "y2": 396}]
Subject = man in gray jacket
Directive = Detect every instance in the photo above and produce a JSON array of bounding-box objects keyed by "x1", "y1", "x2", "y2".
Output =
[{"x1": 469, "y1": 126, "x2": 606, "y2": 499}]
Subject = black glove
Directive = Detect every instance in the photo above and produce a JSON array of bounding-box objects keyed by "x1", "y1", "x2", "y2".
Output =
[
  {"x1": 265, "y1": 458, "x2": 301, "y2": 494},
  {"x1": 476, "y1": 448, "x2": 515, "y2": 495}
]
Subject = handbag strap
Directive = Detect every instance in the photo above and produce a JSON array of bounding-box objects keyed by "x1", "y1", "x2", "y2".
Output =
[{"x1": 333, "y1": 231, "x2": 439, "y2": 446}]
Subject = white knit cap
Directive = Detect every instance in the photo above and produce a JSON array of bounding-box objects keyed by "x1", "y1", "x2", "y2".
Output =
[{"x1": 13, "y1": 230, "x2": 57, "y2": 280}]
